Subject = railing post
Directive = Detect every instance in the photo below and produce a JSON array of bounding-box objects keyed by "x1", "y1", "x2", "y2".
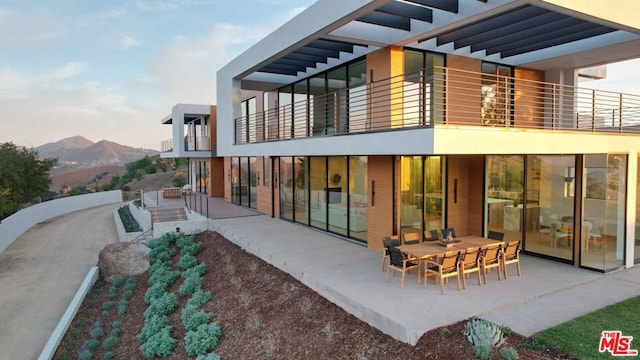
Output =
[
  {"x1": 619, "y1": 93, "x2": 623, "y2": 133},
  {"x1": 591, "y1": 89, "x2": 596, "y2": 131},
  {"x1": 552, "y1": 84, "x2": 557, "y2": 130}
]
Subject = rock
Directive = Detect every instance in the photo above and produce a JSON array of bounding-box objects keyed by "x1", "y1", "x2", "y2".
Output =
[{"x1": 98, "y1": 242, "x2": 150, "y2": 282}]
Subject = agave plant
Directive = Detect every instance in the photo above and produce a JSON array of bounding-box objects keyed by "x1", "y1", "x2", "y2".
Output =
[{"x1": 463, "y1": 317, "x2": 505, "y2": 348}]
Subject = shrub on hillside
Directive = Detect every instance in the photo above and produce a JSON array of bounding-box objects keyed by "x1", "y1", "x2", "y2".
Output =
[
  {"x1": 185, "y1": 323, "x2": 222, "y2": 356},
  {"x1": 117, "y1": 206, "x2": 142, "y2": 232}
]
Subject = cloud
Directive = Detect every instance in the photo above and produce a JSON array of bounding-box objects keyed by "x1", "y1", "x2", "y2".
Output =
[{"x1": 117, "y1": 34, "x2": 142, "y2": 49}]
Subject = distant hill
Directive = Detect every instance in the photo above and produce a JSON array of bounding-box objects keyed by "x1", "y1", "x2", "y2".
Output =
[
  {"x1": 49, "y1": 165, "x2": 127, "y2": 192},
  {"x1": 37, "y1": 136, "x2": 159, "y2": 168}
]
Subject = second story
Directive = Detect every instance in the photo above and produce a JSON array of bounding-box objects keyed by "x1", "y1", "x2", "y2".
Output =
[
  {"x1": 160, "y1": 104, "x2": 218, "y2": 159},
  {"x1": 217, "y1": 0, "x2": 640, "y2": 157}
]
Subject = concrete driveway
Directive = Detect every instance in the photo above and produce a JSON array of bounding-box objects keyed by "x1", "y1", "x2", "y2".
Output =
[{"x1": 0, "y1": 203, "x2": 122, "y2": 360}]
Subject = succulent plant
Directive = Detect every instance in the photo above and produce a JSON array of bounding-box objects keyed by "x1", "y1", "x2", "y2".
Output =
[{"x1": 463, "y1": 318, "x2": 505, "y2": 348}]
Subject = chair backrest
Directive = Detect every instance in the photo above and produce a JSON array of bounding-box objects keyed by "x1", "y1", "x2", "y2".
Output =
[
  {"x1": 403, "y1": 232, "x2": 420, "y2": 244},
  {"x1": 483, "y1": 244, "x2": 502, "y2": 263},
  {"x1": 387, "y1": 246, "x2": 406, "y2": 267},
  {"x1": 440, "y1": 251, "x2": 460, "y2": 273},
  {"x1": 441, "y1": 227, "x2": 456, "y2": 239},
  {"x1": 503, "y1": 241, "x2": 520, "y2": 260},
  {"x1": 424, "y1": 230, "x2": 439, "y2": 241},
  {"x1": 383, "y1": 236, "x2": 400, "y2": 248},
  {"x1": 487, "y1": 230, "x2": 504, "y2": 241},
  {"x1": 461, "y1": 247, "x2": 482, "y2": 268}
]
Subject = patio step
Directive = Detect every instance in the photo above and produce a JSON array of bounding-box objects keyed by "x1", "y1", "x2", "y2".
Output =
[{"x1": 150, "y1": 208, "x2": 187, "y2": 223}]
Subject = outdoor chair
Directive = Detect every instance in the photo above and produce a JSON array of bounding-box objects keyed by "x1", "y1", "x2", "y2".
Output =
[
  {"x1": 487, "y1": 230, "x2": 504, "y2": 241},
  {"x1": 403, "y1": 232, "x2": 420, "y2": 245},
  {"x1": 441, "y1": 227, "x2": 457, "y2": 239},
  {"x1": 385, "y1": 246, "x2": 420, "y2": 288},
  {"x1": 423, "y1": 250, "x2": 461, "y2": 294},
  {"x1": 380, "y1": 235, "x2": 400, "y2": 272},
  {"x1": 500, "y1": 240, "x2": 521, "y2": 279},
  {"x1": 480, "y1": 244, "x2": 503, "y2": 284},
  {"x1": 423, "y1": 230, "x2": 440, "y2": 242},
  {"x1": 458, "y1": 247, "x2": 483, "y2": 289}
]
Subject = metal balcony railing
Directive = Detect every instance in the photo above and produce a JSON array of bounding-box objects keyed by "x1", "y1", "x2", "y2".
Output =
[
  {"x1": 184, "y1": 136, "x2": 211, "y2": 151},
  {"x1": 234, "y1": 66, "x2": 640, "y2": 144},
  {"x1": 161, "y1": 139, "x2": 173, "y2": 152}
]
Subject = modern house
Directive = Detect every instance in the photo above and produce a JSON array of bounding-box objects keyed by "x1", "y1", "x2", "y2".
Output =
[
  {"x1": 160, "y1": 104, "x2": 224, "y2": 197},
  {"x1": 160, "y1": 0, "x2": 640, "y2": 273}
]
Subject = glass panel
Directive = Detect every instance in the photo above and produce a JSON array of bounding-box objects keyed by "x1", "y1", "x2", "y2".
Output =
[
  {"x1": 278, "y1": 86, "x2": 293, "y2": 140},
  {"x1": 481, "y1": 63, "x2": 512, "y2": 125},
  {"x1": 349, "y1": 156, "x2": 368, "y2": 242},
  {"x1": 526, "y1": 155, "x2": 575, "y2": 261},
  {"x1": 400, "y1": 156, "x2": 423, "y2": 241},
  {"x1": 327, "y1": 68, "x2": 347, "y2": 135},
  {"x1": 231, "y1": 157, "x2": 240, "y2": 204},
  {"x1": 263, "y1": 92, "x2": 269, "y2": 141},
  {"x1": 637, "y1": 155, "x2": 640, "y2": 263},
  {"x1": 248, "y1": 98, "x2": 256, "y2": 143},
  {"x1": 240, "y1": 157, "x2": 249, "y2": 206},
  {"x1": 604, "y1": 154, "x2": 626, "y2": 270},
  {"x1": 348, "y1": 59, "x2": 367, "y2": 133},
  {"x1": 424, "y1": 156, "x2": 444, "y2": 234},
  {"x1": 426, "y1": 53, "x2": 445, "y2": 124},
  {"x1": 293, "y1": 80, "x2": 308, "y2": 138},
  {"x1": 249, "y1": 157, "x2": 257, "y2": 209},
  {"x1": 404, "y1": 50, "x2": 423, "y2": 127},
  {"x1": 279, "y1": 157, "x2": 294, "y2": 220},
  {"x1": 310, "y1": 157, "x2": 327, "y2": 229},
  {"x1": 327, "y1": 156, "x2": 348, "y2": 236},
  {"x1": 486, "y1": 156, "x2": 524, "y2": 243},
  {"x1": 309, "y1": 75, "x2": 326, "y2": 135},
  {"x1": 294, "y1": 156, "x2": 308, "y2": 224},
  {"x1": 263, "y1": 157, "x2": 269, "y2": 186}
]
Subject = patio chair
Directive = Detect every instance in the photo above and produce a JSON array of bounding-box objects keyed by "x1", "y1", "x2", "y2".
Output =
[
  {"x1": 458, "y1": 247, "x2": 483, "y2": 289},
  {"x1": 380, "y1": 235, "x2": 400, "y2": 272},
  {"x1": 480, "y1": 244, "x2": 503, "y2": 284},
  {"x1": 423, "y1": 250, "x2": 461, "y2": 294},
  {"x1": 386, "y1": 246, "x2": 420, "y2": 288},
  {"x1": 403, "y1": 232, "x2": 420, "y2": 245},
  {"x1": 500, "y1": 240, "x2": 521, "y2": 279},
  {"x1": 441, "y1": 227, "x2": 457, "y2": 239},
  {"x1": 487, "y1": 230, "x2": 504, "y2": 241},
  {"x1": 424, "y1": 229, "x2": 440, "y2": 242}
]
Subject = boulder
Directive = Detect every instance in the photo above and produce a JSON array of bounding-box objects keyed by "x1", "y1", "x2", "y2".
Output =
[{"x1": 98, "y1": 242, "x2": 150, "y2": 282}]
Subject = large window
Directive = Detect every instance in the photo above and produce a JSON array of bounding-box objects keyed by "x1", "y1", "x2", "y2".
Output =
[
  {"x1": 279, "y1": 157, "x2": 294, "y2": 220},
  {"x1": 231, "y1": 157, "x2": 240, "y2": 204},
  {"x1": 249, "y1": 157, "x2": 257, "y2": 209},
  {"x1": 310, "y1": 157, "x2": 327, "y2": 229},
  {"x1": 294, "y1": 157, "x2": 308, "y2": 224},
  {"x1": 404, "y1": 49, "x2": 445, "y2": 126},
  {"x1": 481, "y1": 62, "x2": 512, "y2": 126},
  {"x1": 349, "y1": 156, "x2": 368, "y2": 241},
  {"x1": 486, "y1": 156, "x2": 525, "y2": 243},
  {"x1": 327, "y1": 156, "x2": 348, "y2": 236}
]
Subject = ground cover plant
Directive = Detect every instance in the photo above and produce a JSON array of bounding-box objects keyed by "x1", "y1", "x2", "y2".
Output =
[
  {"x1": 54, "y1": 231, "x2": 577, "y2": 359},
  {"x1": 118, "y1": 205, "x2": 142, "y2": 232},
  {"x1": 533, "y1": 295, "x2": 640, "y2": 360}
]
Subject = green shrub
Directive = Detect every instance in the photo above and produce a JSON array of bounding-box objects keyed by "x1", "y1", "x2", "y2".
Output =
[
  {"x1": 502, "y1": 326, "x2": 512, "y2": 337},
  {"x1": 180, "y1": 273, "x2": 202, "y2": 297},
  {"x1": 196, "y1": 353, "x2": 221, "y2": 360},
  {"x1": 102, "y1": 335, "x2": 118, "y2": 350},
  {"x1": 181, "y1": 242, "x2": 203, "y2": 256},
  {"x1": 500, "y1": 346, "x2": 518, "y2": 360},
  {"x1": 101, "y1": 310, "x2": 110, "y2": 317},
  {"x1": 102, "y1": 300, "x2": 113, "y2": 311},
  {"x1": 185, "y1": 323, "x2": 222, "y2": 356},
  {"x1": 182, "y1": 263, "x2": 206, "y2": 279},
  {"x1": 144, "y1": 282, "x2": 170, "y2": 304},
  {"x1": 138, "y1": 314, "x2": 169, "y2": 343},
  {"x1": 176, "y1": 235, "x2": 196, "y2": 249},
  {"x1": 81, "y1": 338, "x2": 100, "y2": 352},
  {"x1": 78, "y1": 349, "x2": 92, "y2": 360},
  {"x1": 148, "y1": 267, "x2": 181, "y2": 289},
  {"x1": 145, "y1": 292, "x2": 178, "y2": 318},
  {"x1": 521, "y1": 339, "x2": 546, "y2": 352},
  {"x1": 107, "y1": 289, "x2": 118, "y2": 300},
  {"x1": 118, "y1": 206, "x2": 142, "y2": 232},
  {"x1": 182, "y1": 306, "x2": 213, "y2": 331},
  {"x1": 140, "y1": 325, "x2": 177, "y2": 358},
  {"x1": 149, "y1": 245, "x2": 176, "y2": 264},
  {"x1": 464, "y1": 318, "x2": 505, "y2": 348},
  {"x1": 111, "y1": 276, "x2": 126, "y2": 288},
  {"x1": 112, "y1": 320, "x2": 122, "y2": 329},
  {"x1": 186, "y1": 290, "x2": 212, "y2": 310},
  {"x1": 178, "y1": 253, "x2": 198, "y2": 270},
  {"x1": 122, "y1": 289, "x2": 134, "y2": 301},
  {"x1": 90, "y1": 321, "x2": 104, "y2": 339},
  {"x1": 124, "y1": 277, "x2": 136, "y2": 291},
  {"x1": 118, "y1": 299, "x2": 129, "y2": 316},
  {"x1": 473, "y1": 344, "x2": 492, "y2": 360},
  {"x1": 438, "y1": 327, "x2": 452, "y2": 338},
  {"x1": 103, "y1": 352, "x2": 115, "y2": 360}
]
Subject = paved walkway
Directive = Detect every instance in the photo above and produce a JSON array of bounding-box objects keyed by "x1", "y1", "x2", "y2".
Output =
[{"x1": 0, "y1": 203, "x2": 122, "y2": 360}]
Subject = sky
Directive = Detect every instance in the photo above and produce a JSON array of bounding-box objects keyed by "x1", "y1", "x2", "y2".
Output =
[
  {"x1": 0, "y1": 1, "x2": 639, "y2": 151},
  {"x1": 0, "y1": 0, "x2": 314, "y2": 150}
]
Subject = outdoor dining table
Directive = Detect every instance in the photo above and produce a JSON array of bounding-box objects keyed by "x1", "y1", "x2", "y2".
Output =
[{"x1": 396, "y1": 235, "x2": 504, "y2": 260}]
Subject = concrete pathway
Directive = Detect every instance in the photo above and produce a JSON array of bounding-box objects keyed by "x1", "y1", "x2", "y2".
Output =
[{"x1": 0, "y1": 203, "x2": 122, "y2": 360}]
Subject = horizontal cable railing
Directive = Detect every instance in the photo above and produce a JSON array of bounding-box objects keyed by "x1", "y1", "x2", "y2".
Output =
[
  {"x1": 161, "y1": 139, "x2": 173, "y2": 152},
  {"x1": 234, "y1": 66, "x2": 640, "y2": 144}
]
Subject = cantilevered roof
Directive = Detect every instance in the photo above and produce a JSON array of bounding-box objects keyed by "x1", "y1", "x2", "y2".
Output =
[{"x1": 242, "y1": 0, "x2": 640, "y2": 85}]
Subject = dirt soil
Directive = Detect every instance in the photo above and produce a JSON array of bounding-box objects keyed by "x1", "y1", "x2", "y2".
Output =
[{"x1": 53, "y1": 231, "x2": 576, "y2": 360}]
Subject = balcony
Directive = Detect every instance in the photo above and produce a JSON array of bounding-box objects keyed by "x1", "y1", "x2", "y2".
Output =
[
  {"x1": 234, "y1": 66, "x2": 640, "y2": 145},
  {"x1": 160, "y1": 136, "x2": 211, "y2": 153},
  {"x1": 161, "y1": 139, "x2": 173, "y2": 152}
]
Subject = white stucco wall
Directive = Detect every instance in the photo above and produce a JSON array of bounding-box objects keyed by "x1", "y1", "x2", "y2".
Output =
[{"x1": 0, "y1": 191, "x2": 122, "y2": 254}]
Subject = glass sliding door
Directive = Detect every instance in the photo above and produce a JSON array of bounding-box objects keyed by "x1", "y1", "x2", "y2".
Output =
[
  {"x1": 231, "y1": 157, "x2": 240, "y2": 204},
  {"x1": 310, "y1": 157, "x2": 327, "y2": 229},
  {"x1": 249, "y1": 157, "x2": 257, "y2": 209},
  {"x1": 349, "y1": 156, "x2": 368, "y2": 242},
  {"x1": 582, "y1": 154, "x2": 627, "y2": 270},
  {"x1": 637, "y1": 155, "x2": 640, "y2": 264},
  {"x1": 279, "y1": 157, "x2": 294, "y2": 220},
  {"x1": 240, "y1": 157, "x2": 249, "y2": 206},
  {"x1": 424, "y1": 156, "x2": 444, "y2": 234},
  {"x1": 525, "y1": 155, "x2": 575, "y2": 261},
  {"x1": 294, "y1": 156, "x2": 308, "y2": 225},
  {"x1": 327, "y1": 157, "x2": 348, "y2": 236},
  {"x1": 486, "y1": 155, "x2": 524, "y2": 243},
  {"x1": 400, "y1": 156, "x2": 423, "y2": 240}
]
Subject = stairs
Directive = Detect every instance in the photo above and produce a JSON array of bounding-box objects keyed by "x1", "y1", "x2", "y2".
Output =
[{"x1": 149, "y1": 208, "x2": 187, "y2": 223}]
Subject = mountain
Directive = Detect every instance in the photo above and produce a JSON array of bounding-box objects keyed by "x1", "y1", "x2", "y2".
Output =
[{"x1": 37, "y1": 136, "x2": 159, "y2": 168}]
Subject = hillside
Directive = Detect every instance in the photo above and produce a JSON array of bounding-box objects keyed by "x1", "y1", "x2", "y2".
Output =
[{"x1": 48, "y1": 165, "x2": 126, "y2": 192}]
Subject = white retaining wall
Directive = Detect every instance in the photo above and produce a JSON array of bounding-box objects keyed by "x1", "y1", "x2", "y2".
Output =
[
  {"x1": 0, "y1": 191, "x2": 122, "y2": 254},
  {"x1": 152, "y1": 210, "x2": 208, "y2": 239}
]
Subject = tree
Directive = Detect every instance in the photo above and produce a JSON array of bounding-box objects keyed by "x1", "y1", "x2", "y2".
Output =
[{"x1": 0, "y1": 142, "x2": 57, "y2": 220}]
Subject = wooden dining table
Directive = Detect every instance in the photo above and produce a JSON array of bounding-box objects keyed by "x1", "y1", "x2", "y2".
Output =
[{"x1": 396, "y1": 235, "x2": 504, "y2": 260}]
